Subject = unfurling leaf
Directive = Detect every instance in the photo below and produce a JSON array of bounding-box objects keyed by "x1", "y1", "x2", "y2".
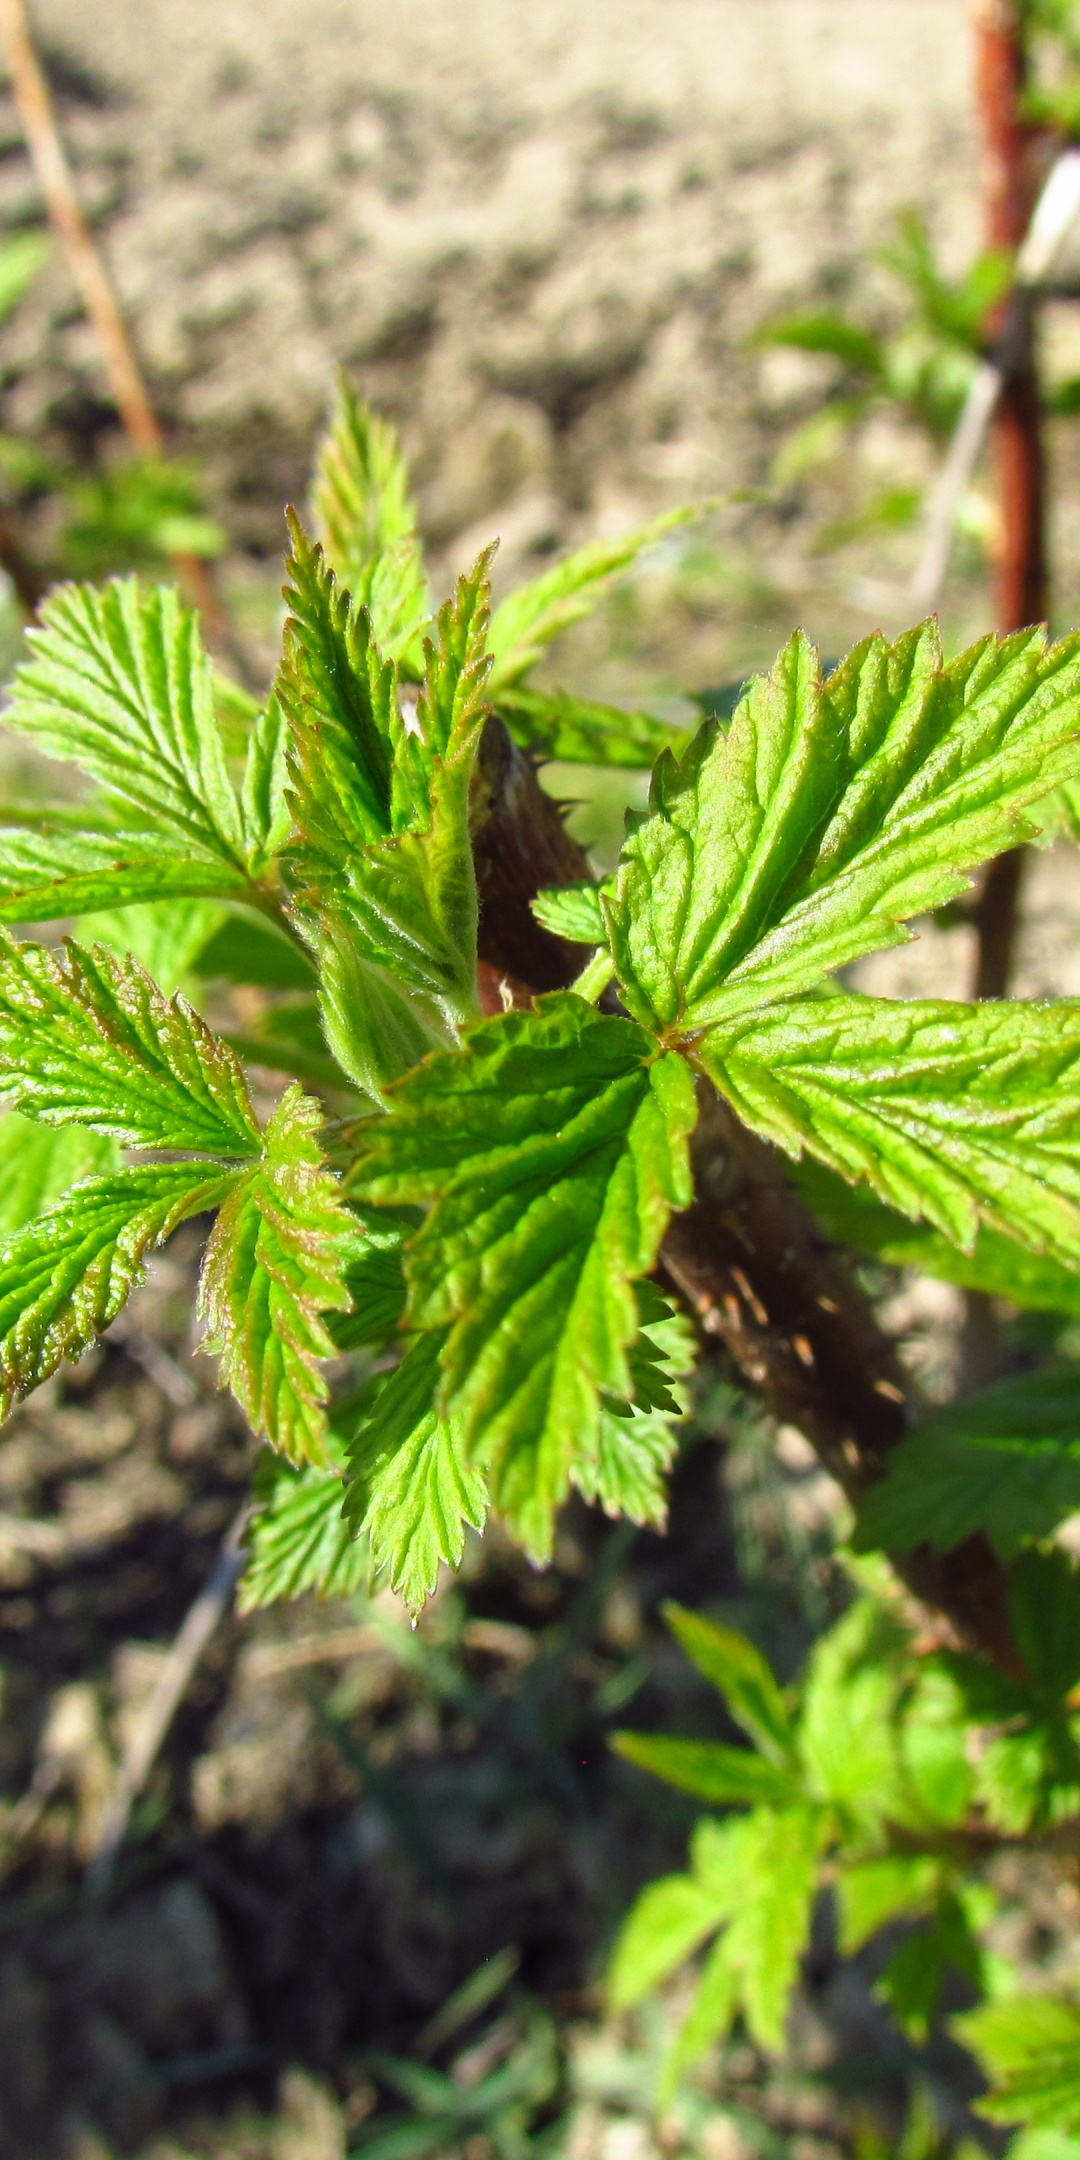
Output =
[
  {"x1": 342, "y1": 1330, "x2": 487, "y2": 1614},
  {"x1": 310, "y1": 379, "x2": 429, "y2": 667},
  {"x1": 607, "y1": 622, "x2": 1080, "y2": 1034},
  {"x1": 198, "y1": 1085, "x2": 356, "y2": 1464},
  {"x1": 357, "y1": 994, "x2": 697, "y2": 1559},
  {"x1": 6, "y1": 578, "x2": 246, "y2": 867},
  {"x1": 281, "y1": 520, "x2": 493, "y2": 1092},
  {"x1": 698, "y1": 994, "x2": 1080, "y2": 1266},
  {"x1": 0, "y1": 932, "x2": 261, "y2": 1155},
  {"x1": 0, "y1": 1162, "x2": 235, "y2": 1418}
]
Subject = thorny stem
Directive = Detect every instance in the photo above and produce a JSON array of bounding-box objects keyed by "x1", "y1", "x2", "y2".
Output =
[{"x1": 474, "y1": 713, "x2": 1025, "y2": 1677}]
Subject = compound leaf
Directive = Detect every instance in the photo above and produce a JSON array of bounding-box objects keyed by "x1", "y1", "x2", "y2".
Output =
[
  {"x1": 357, "y1": 994, "x2": 697, "y2": 1560},
  {"x1": 342, "y1": 1329, "x2": 487, "y2": 1614},
  {"x1": 487, "y1": 507, "x2": 697, "y2": 691},
  {"x1": 607, "y1": 622, "x2": 1080, "y2": 1034},
  {"x1": 854, "y1": 1366, "x2": 1080, "y2": 1560},
  {"x1": 698, "y1": 994, "x2": 1080, "y2": 1266},
  {"x1": 0, "y1": 932, "x2": 261, "y2": 1155},
  {"x1": 198, "y1": 1085, "x2": 357, "y2": 1464},
  {"x1": 0, "y1": 827, "x2": 248, "y2": 921},
  {"x1": 0, "y1": 1110, "x2": 119, "y2": 1238},
  {"x1": 0, "y1": 1160, "x2": 234, "y2": 1418},
  {"x1": 239, "y1": 1446, "x2": 367, "y2": 1610},
  {"x1": 6, "y1": 578, "x2": 246, "y2": 867}
]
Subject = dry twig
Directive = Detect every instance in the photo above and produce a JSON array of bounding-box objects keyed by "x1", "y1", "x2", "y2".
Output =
[{"x1": 0, "y1": 0, "x2": 241, "y2": 655}]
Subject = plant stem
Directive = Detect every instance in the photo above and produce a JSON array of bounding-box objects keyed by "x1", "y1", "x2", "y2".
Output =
[
  {"x1": 964, "y1": 1, "x2": 1047, "y2": 1382},
  {"x1": 970, "y1": 0, "x2": 1046, "y2": 1003},
  {"x1": 0, "y1": 0, "x2": 243, "y2": 660}
]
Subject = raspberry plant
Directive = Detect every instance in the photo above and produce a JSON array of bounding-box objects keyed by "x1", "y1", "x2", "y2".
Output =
[{"x1": 6, "y1": 387, "x2": 1080, "y2": 2129}]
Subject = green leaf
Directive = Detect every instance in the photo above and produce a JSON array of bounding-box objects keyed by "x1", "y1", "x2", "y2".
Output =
[
  {"x1": 0, "y1": 1161, "x2": 234, "y2": 1417},
  {"x1": 1009, "y1": 1548, "x2": 1080, "y2": 1702},
  {"x1": 0, "y1": 230, "x2": 49, "y2": 324},
  {"x1": 661, "y1": 1934, "x2": 740, "y2": 2095},
  {"x1": 900, "y1": 1663, "x2": 975, "y2": 1826},
  {"x1": 282, "y1": 522, "x2": 493, "y2": 1091},
  {"x1": 330, "y1": 1205, "x2": 410, "y2": 1349},
  {"x1": 486, "y1": 507, "x2": 698, "y2": 691},
  {"x1": 342, "y1": 1330, "x2": 487, "y2": 1615},
  {"x1": 797, "y1": 1599, "x2": 905, "y2": 1829},
  {"x1": 698, "y1": 994, "x2": 1080, "y2": 1267},
  {"x1": 611, "y1": 1731, "x2": 803, "y2": 1807},
  {"x1": 958, "y1": 1997, "x2": 1080, "y2": 2131},
  {"x1": 6, "y1": 578, "x2": 246, "y2": 867},
  {"x1": 754, "y1": 311, "x2": 885, "y2": 376},
  {"x1": 836, "y1": 1855, "x2": 939, "y2": 1955},
  {"x1": 0, "y1": 1110, "x2": 119, "y2": 1238},
  {"x1": 357, "y1": 994, "x2": 697, "y2": 1559},
  {"x1": 192, "y1": 911, "x2": 314, "y2": 991},
  {"x1": 0, "y1": 826, "x2": 248, "y2": 921},
  {"x1": 662, "y1": 1602, "x2": 796, "y2": 1763},
  {"x1": 719, "y1": 1806, "x2": 823, "y2": 2050},
  {"x1": 0, "y1": 932, "x2": 261, "y2": 1155},
  {"x1": 880, "y1": 1892, "x2": 984, "y2": 2043},
  {"x1": 240, "y1": 694, "x2": 292, "y2": 873},
  {"x1": 606, "y1": 623, "x2": 1080, "y2": 1035},
  {"x1": 608, "y1": 1861, "x2": 739, "y2": 2012},
  {"x1": 310, "y1": 380, "x2": 429, "y2": 667},
  {"x1": 238, "y1": 1446, "x2": 367, "y2": 1610},
  {"x1": 496, "y1": 684, "x2": 683, "y2": 769},
  {"x1": 198, "y1": 1085, "x2": 357, "y2": 1464},
  {"x1": 75, "y1": 898, "x2": 227, "y2": 996},
  {"x1": 530, "y1": 881, "x2": 609, "y2": 944},
  {"x1": 577, "y1": 1406, "x2": 680, "y2": 1528},
  {"x1": 853, "y1": 1366, "x2": 1080, "y2": 1560},
  {"x1": 794, "y1": 1157, "x2": 1080, "y2": 1319}
]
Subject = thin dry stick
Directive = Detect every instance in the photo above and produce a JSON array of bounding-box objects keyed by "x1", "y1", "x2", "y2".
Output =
[
  {"x1": 0, "y1": 0, "x2": 238, "y2": 653},
  {"x1": 87, "y1": 1506, "x2": 249, "y2": 1892}
]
